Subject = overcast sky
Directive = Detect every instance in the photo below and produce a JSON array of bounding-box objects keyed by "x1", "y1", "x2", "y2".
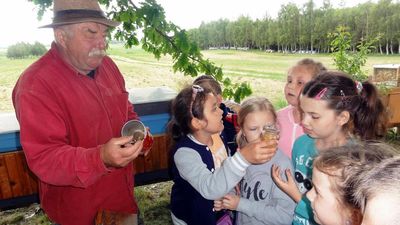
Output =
[{"x1": 0, "y1": 0, "x2": 374, "y2": 48}]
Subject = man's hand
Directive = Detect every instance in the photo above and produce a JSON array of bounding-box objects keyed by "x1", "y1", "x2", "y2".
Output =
[
  {"x1": 239, "y1": 139, "x2": 278, "y2": 164},
  {"x1": 100, "y1": 136, "x2": 143, "y2": 168}
]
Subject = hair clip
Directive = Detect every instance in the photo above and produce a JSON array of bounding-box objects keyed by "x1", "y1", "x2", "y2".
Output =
[
  {"x1": 340, "y1": 90, "x2": 346, "y2": 97},
  {"x1": 315, "y1": 87, "x2": 328, "y2": 100},
  {"x1": 190, "y1": 85, "x2": 204, "y2": 117},
  {"x1": 192, "y1": 84, "x2": 204, "y2": 95},
  {"x1": 355, "y1": 81, "x2": 363, "y2": 94}
]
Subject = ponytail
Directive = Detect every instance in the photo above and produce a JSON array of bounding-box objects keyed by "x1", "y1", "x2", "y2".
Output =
[
  {"x1": 354, "y1": 81, "x2": 387, "y2": 140},
  {"x1": 303, "y1": 71, "x2": 388, "y2": 140}
]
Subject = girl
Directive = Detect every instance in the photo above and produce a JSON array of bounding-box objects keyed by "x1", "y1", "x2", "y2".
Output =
[
  {"x1": 306, "y1": 142, "x2": 396, "y2": 225},
  {"x1": 214, "y1": 97, "x2": 296, "y2": 225},
  {"x1": 272, "y1": 71, "x2": 387, "y2": 225},
  {"x1": 169, "y1": 85, "x2": 277, "y2": 225},
  {"x1": 277, "y1": 58, "x2": 326, "y2": 158}
]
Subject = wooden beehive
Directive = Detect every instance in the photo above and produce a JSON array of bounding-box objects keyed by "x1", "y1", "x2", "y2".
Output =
[{"x1": 372, "y1": 64, "x2": 400, "y2": 87}]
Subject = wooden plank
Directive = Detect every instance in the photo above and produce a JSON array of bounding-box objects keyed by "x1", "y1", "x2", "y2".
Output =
[
  {"x1": 15, "y1": 152, "x2": 37, "y2": 195},
  {"x1": 0, "y1": 155, "x2": 13, "y2": 199},
  {"x1": 4, "y1": 153, "x2": 24, "y2": 197},
  {"x1": 388, "y1": 87, "x2": 400, "y2": 125},
  {"x1": 159, "y1": 135, "x2": 170, "y2": 170},
  {"x1": 146, "y1": 135, "x2": 163, "y2": 171},
  {"x1": 11, "y1": 152, "x2": 31, "y2": 196}
]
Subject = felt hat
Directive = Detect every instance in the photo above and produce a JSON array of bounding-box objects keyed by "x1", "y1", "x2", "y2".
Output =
[{"x1": 40, "y1": 0, "x2": 120, "y2": 28}]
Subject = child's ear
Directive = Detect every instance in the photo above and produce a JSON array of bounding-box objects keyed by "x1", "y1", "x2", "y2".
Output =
[
  {"x1": 191, "y1": 117, "x2": 206, "y2": 130},
  {"x1": 338, "y1": 110, "x2": 350, "y2": 126}
]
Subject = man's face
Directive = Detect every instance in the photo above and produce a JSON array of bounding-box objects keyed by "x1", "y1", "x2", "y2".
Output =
[
  {"x1": 59, "y1": 22, "x2": 109, "y2": 74},
  {"x1": 362, "y1": 193, "x2": 400, "y2": 225}
]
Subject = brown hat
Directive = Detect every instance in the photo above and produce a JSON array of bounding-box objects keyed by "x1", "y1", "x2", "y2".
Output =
[{"x1": 40, "y1": 0, "x2": 120, "y2": 28}]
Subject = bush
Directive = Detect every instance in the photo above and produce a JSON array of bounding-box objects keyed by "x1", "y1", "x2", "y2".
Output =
[
  {"x1": 328, "y1": 26, "x2": 379, "y2": 81},
  {"x1": 6, "y1": 42, "x2": 47, "y2": 59}
]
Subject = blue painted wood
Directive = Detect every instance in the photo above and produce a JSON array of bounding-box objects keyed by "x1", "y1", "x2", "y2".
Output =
[
  {"x1": 0, "y1": 132, "x2": 21, "y2": 153},
  {"x1": 0, "y1": 113, "x2": 170, "y2": 153}
]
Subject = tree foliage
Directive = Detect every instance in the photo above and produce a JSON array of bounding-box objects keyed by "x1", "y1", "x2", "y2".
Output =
[
  {"x1": 7, "y1": 42, "x2": 47, "y2": 59},
  {"x1": 28, "y1": 0, "x2": 252, "y2": 101},
  {"x1": 329, "y1": 26, "x2": 379, "y2": 81},
  {"x1": 188, "y1": 0, "x2": 400, "y2": 54}
]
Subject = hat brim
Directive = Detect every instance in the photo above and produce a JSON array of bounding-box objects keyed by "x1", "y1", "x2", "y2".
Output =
[{"x1": 40, "y1": 17, "x2": 120, "y2": 28}]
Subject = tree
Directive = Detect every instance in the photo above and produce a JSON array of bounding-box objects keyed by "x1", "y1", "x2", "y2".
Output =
[
  {"x1": 29, "y1": 0, "x2": 252, "y2": 102},
  {"x1": 329, "y1": 26, "x2": 379, "y2": 81}
]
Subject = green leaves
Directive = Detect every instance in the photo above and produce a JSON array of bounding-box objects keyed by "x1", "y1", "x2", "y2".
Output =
[
  {"x1": 329, "y1": 26, "x2": 379, "y2": 81},
  {"x1": 29, "y1": 0, "x2": 252, "y2": 101}
]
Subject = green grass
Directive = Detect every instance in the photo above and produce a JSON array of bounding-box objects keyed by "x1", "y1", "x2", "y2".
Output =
[{"x1": 2, "y1": 44, "x2": 400, "y2": 112}]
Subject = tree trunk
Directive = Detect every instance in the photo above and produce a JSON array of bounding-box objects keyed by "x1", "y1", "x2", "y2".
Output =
[
  {"x1": 398, "y1": 39, "x2": 400, "y2": 54},
  {"x1": 390, "y1": 39, "x2": 393, "y2": 54},
  {"x1": 386, "y1": 41, "x2": 389, "y2": 55}
]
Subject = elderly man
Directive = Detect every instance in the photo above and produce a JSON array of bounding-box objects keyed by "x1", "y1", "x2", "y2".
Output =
[{"x1": 12, "y1": 0, "x2": 142, "y2": 224}]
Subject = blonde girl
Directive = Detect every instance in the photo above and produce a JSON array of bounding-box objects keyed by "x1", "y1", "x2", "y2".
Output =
[
  {"x1": 272, "y1": 71, "x2": 387, "y2": 225},
  {"x1": 214, "y1": 97, "x2": 295, "y2": 225},
  {"x1": 168, "y1": 86, "x2": 277, "y2": 225},
  {"x1": 278, "y1": 58, "x2": 327, "y2": 158}
]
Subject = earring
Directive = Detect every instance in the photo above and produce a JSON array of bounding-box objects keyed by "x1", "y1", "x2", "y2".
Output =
[{"x1": 345, "y1": 220, "x2": 352, "y2": 225}]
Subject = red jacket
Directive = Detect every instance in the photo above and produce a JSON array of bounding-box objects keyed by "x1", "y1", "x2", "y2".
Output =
[{"x1": 12, "y1": 42, "x2": 138, "y2": 225}]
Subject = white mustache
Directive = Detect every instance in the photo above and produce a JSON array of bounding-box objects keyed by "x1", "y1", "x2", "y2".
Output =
[{"x1": 88, "y1": 49, "x2": 106, "y2": 57}]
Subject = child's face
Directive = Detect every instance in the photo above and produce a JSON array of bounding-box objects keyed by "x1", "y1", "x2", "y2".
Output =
[
  {"x1": 242, "y1": 110, "x2": 275, "y2": 143},
  {"x1": 307, "y1": 168, "x2": 349, "y2": 225},
  {"x1": 362, "y1": 193, "x2": 400, "y2": 225},
  {"x1": 284, "y1": 66, "x2": 314, "y2": 107},
  {"x1": 300, "y1": 96, "x2": 345, "y2": 140},
  {"x1": 201, "y1": 93, "x2": 224, "y2": 134}
]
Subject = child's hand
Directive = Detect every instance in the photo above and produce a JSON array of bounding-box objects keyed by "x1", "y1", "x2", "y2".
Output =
[
  {"x1": 240, "y1": 140, "x2": 277, "y2": 164},
  {"x1": 221, "y1": 194, "x2": 240, "y2": 210},
  {"x1": 271, "y1": 164, "x2": 302, "y2": 202},
  {"x1": 213, "y1": 199, "x2": 223, "y2": 211}
]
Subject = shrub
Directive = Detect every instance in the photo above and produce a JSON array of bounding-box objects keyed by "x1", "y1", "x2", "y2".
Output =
[{"x1": 6, "y1": 42, "x2": 47, "y2": 59}]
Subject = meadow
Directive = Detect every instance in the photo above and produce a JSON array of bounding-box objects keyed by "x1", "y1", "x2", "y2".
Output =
[
  {"x1": 1, "y1": 44, "x2": 400, "y2": 112},
  {"x1": 0, "y1": 45, "x2": 399, "y2": 224}
]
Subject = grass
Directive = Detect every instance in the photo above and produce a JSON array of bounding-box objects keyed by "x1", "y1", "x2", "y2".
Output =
[
  {"x1": 0, "y1": 45, "x2": 399, "y2": 224},
  {"x1": 2, "y1": 45, "x2": 400, "y2": 112}
]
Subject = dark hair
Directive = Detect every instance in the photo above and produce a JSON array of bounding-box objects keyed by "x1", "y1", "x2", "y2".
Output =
[
  {"x1": 302, "y1": 71, "x2": 387, "y2": 140},
  {"x1": 193, "y1": 75, "x2": 222, "y2": 95},
  {"x1": 168, "y1": 85, "x2": 213, "y2": 142},
  {"x1": 293, "y1": 58, "x2": 327, "y2": 77}
]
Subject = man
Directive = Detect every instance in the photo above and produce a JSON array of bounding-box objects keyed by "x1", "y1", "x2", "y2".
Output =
[{"x1": 12, "y1": 0, "x2": 142, "y2": 224}]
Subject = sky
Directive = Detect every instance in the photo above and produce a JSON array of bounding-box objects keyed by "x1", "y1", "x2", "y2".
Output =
[{"x1": 0, "y1": 0, "x2": 374, "y2": 48}]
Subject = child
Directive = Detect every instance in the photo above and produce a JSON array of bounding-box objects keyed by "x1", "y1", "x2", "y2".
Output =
[
  {"x1": 193, "y1": 75, "x2": 239, "y2": 156},
  {"x1": 272, "y1": 71, "x2": 387, "y2": 225},
  {"x1": 277, "y1": 58, "x2": 327, "y2": 158},
  {"x1": 306, "y1": 142, "x2": 396, "y2": 225},
  {"x1": 352, "y1": 154, "x2": 400, "y2": 225},
  {"x1": 169, "y1": 85, "x2": 278, "y2": 225},
  {"x1": 214, "y1": 97, "x2": 296, "y2": 225}
]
